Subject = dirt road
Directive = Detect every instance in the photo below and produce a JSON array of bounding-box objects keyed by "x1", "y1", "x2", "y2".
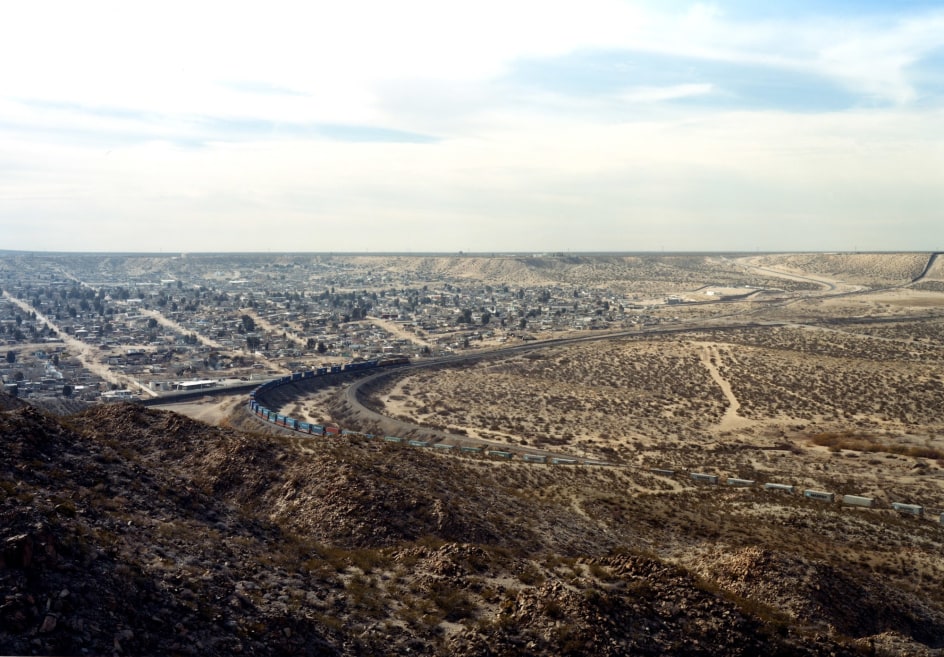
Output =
[
  {"x1": 2, "y1": 291, "x2": 156, "y2": 397},
  {"x1": 696, "y1": 342, "x2": 752, "y2": 432},
  {"x1": 153, "y1": 393, "x2": 246, "y2": 425},
  {"x1": 367, "y1": 317, "x2": 433, "y2": 349},
  {"x1": 139, "y1": 308, "x2": 225, "y2": 350}
]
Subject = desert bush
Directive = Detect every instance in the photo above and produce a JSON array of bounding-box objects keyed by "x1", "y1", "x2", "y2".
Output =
[{"x1": 810, "y1": 431, "x2": 944, "y2": 460}]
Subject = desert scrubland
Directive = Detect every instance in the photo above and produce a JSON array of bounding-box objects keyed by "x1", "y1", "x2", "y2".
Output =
[
  {"x1": 749, "y1": 252, "x2": 931, "y2": 287},
  {"x1": 8, "y1": 252, "x2": 944, "y2": 656},
  {"x1": 269, "y1": 253, "x2": 944, "y2": 514}
]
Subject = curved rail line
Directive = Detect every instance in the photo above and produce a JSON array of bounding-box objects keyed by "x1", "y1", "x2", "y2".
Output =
[
  {"x1": 246, "y1": 258, "x2": 944, "y2": 527},
  {"x1": 249, "y1": 359, "x2": 944, "y2": 528}
]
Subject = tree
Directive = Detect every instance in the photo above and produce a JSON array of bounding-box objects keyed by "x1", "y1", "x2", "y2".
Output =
[
  {"x1": 481, "y1": 310, "x2": 491, "y2": 326},
  {"x1": 317, "y1": 341, "x2": 327, "y2": 354},
  {"x1": 5, "y1": 350, "x2": 14, "y2": 364},
  {"x1": 147, "y1": 317, "x2": 158, "y2": 330},
  {"x1": 240, "y1": 315, "x2": 256, "y2": 333},
  {"x1": 246, "y1": 336, "x2": 261, "y2": 351},
  {"x1": 62, "y1": 384, "x2": 73, "y2": 397}
]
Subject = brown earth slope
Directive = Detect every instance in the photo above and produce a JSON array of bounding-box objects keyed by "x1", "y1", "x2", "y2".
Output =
[{"x1": 2, "y1": 397, "x2": 943, "y2": 656}]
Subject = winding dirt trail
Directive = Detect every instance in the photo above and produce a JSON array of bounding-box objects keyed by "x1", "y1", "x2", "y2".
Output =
[
  {"x1": 735, "y1": 256, "x2": 864, "y2": 294},
  {"x1": 696, "y1": 342, "x2": 752, "y2": 431}
]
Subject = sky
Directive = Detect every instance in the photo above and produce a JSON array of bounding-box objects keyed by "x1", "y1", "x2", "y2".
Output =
[{"x1": 1, "y1": 1, "x2": 943, "y2": 253}]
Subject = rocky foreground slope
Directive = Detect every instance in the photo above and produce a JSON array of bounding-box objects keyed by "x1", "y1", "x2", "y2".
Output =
[{"x1": 2, "y1": 398, "x2": 943, "y2": 656}]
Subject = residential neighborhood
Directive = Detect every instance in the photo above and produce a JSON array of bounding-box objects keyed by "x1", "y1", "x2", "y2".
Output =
[{"x1": 0, "y1": 252, "x2": 769, "y2": 405}]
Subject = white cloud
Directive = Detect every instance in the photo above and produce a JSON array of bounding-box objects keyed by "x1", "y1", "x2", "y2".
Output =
[
  {"x1": 2, "y1": 2, "x2": 944, "y2": 252},
  {"x1": 620, "y1": 83, "x2": 714, "y2": 103}
]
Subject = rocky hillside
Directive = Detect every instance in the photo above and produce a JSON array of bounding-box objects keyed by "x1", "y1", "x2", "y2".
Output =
[{"x1": 2, "y1": 397, "x2": 942, "y2": 656}]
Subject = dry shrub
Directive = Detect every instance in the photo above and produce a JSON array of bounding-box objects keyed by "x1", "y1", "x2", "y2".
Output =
[{"x1": 810, "y1": 430, "x2": 944, "y2": 460}]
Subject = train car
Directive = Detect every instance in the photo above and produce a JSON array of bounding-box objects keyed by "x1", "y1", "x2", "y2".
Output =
[
  {"x1": 891, "y1": 502, "x2": 923, "y2": 516},
  {"x1": 325, "y1": 426, "x2": 340, "y2": 435},
  {"x1": 523, "y1": 454, "x2": 547, "y2": 463},
  {"x1": 691, "y1": 472, "x2": 719, "y2": 485},
  {"x1": 804, "y1": 489, "x2": 835, "y2": 503},
  {"x1": 330, "y1": 365, "x2": 342, "y2": 374},
  {"x1": 842, "y1": 495, "x2": 874, "y2": 508},
  {"x1": 487, "y1": 450, "x2": 513, "y2": 459},
  {"x1": 384, "y1": 436, "x2": 404, "y2": 443},
  {"x1": 317, "y1": 367, "x2": 328, "y2": 375}
]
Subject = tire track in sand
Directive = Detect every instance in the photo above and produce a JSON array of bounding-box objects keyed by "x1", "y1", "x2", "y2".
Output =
[{"x1": 696, "y1": 342, "x2": 752, "y2": 431}]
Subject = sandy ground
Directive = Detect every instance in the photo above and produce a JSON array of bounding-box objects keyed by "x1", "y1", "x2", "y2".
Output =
[
  {"x1": 695, "y1": 342, "x2": 753, "y2": 432},
  {"x1": 153, "y1": 393, "x2": 247, "y2": 425}
]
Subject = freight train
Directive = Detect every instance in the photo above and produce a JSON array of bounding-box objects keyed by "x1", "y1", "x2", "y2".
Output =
[
  {"x1": 248, "y1": 356, "x2": 409, "y2": 434},
  {"x1": 247, "y1": 357, "x2": 944, "y2": 525}
]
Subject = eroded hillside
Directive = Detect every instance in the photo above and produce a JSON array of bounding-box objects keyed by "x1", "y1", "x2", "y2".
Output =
[{"x1": 3, "y1": 399, "x2": 943, "y2": 656}]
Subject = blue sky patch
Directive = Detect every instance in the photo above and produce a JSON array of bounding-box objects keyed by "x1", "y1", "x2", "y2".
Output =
[{"x1": 504, "y1": 49, "x2": 864, "y2": 112}]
